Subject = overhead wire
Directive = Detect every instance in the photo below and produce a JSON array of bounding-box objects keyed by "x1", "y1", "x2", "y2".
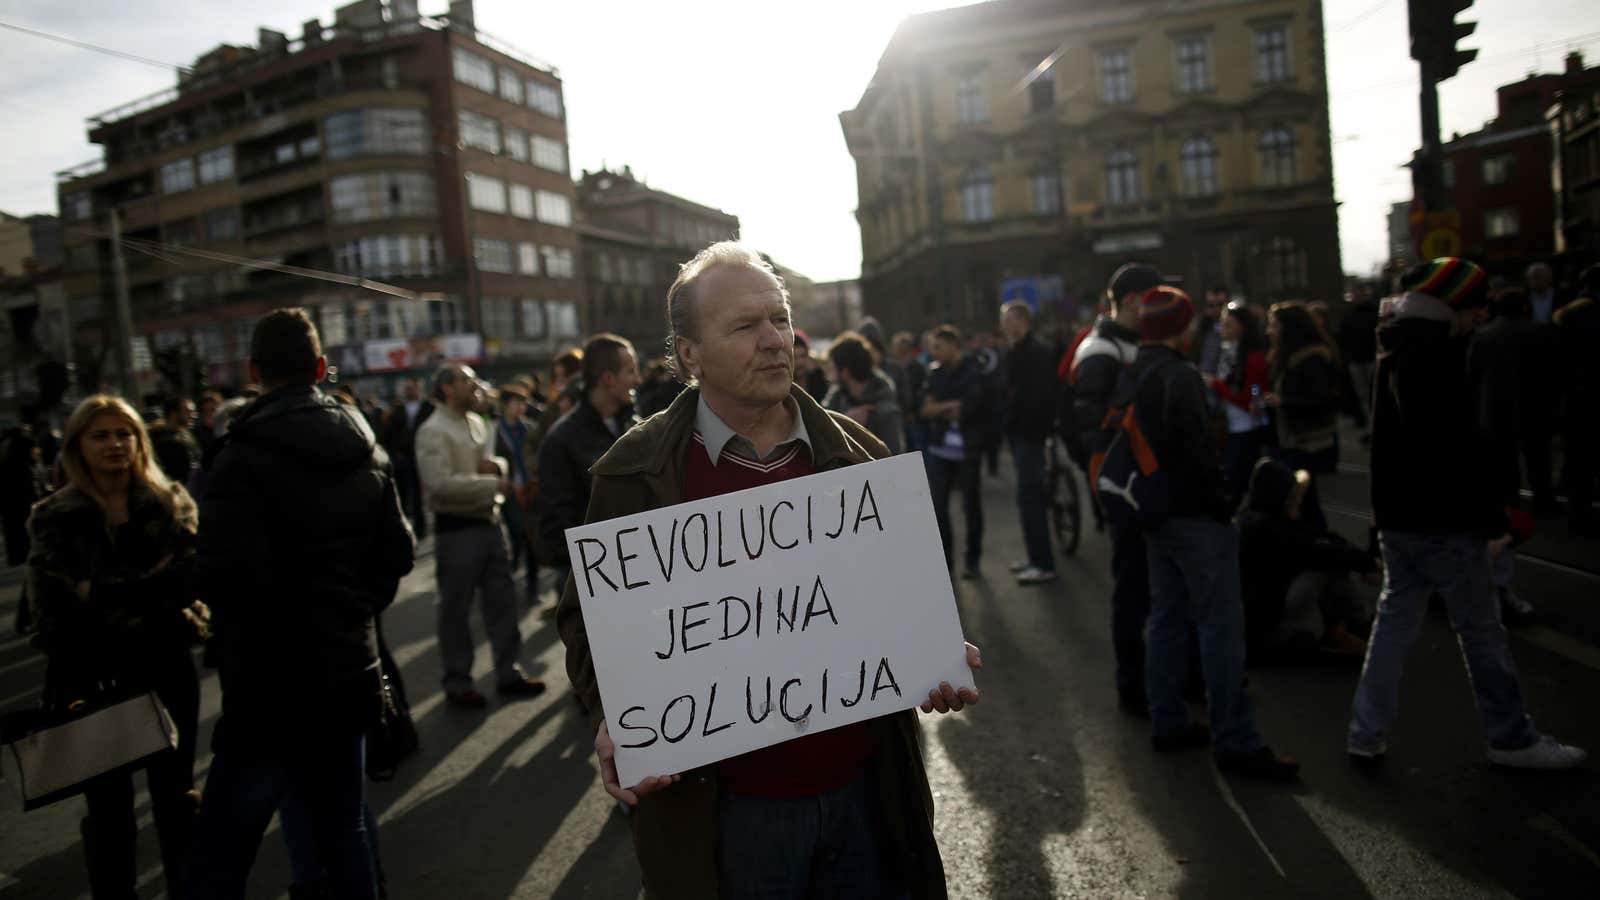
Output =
[{"x1": 0, "y1": 20, "x2": 191, "y2": 73}]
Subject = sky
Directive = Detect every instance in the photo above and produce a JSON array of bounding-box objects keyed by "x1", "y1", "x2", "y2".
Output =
[{"x1": 2, "y1": 0, "x2": 1599, "y2": 284}]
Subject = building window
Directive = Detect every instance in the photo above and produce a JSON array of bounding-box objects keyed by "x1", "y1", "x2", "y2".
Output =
[
  {"x1": 161, "y1": 158, "x2": 195, "y2": 194},
  {"x1": 597, "y1": 252, "x2": 614, "y2": 283},
  {"x1": 1262, "y1": 236, "x2": 1307, "y2": 291},
  {"x1": 1179, "y1": 137, "x2": 1220, "y2": 197},
  {"x1": 535, "y1": 190, "x2": 573, "y2": 226},
  {"x1": 481, "y1": 296, "x2": 516, "y2": 337},
  {"x1": 1106, "y1": 148, "x2": 1141, "y2": 204},
  {"x1": 453, "y1": 47, "x2": 496, "y2": 92},
  {"x1": 324, "y1": 108, "x2": 428, "y2": 159},
  {"x1": 1483, "y1": 154, "x2": 1514, "y2": 185},
  {"x1": 541, "y1": 245, "x2": 576, "y2": 278},
  {"x1": 519, "y1": 299, "x2": 546, "y2": 337},
  {"x1": 1176, "y1": 37, "x2": 1210, "y2": 93},
  {"x1": 547, "y1": 300, "x2": 581, "y2": 338},
  {"x1": 1097, "y1": 48, "x2": 1134, "y2": 104},
  {"x1": 955, "y1": 70, "x2": 987, "y2": 124},
  {"x1": 466, "y1": 173, "x2": 507, "y2": 213},
  {"x1": 201, "y1": 206, "x2": 240, "y2": 242},
  {"x1": 1031, "y1": 168, "x2": 1062, "y2": 214},
  {"x1": 197, "y1": 147, "x2": 234, "y2": 184},
  {"x1": 509, "y1": 184, "x2": 534, "y2": 219},
  {"x1": 428, "y1": 297, "x2": 463, "y2": 335},
  {"x1": 1257, "y1": 127, "x2": 1296, "y2": 186},
  {"x1": 959, "y1": 165, "x2": 995, "y2": 222},
  {"x1": 517, "y1": 241, "x2": 539, "y2": 274},
  {"x1": 531, "y1": 135, "x2": 567, "y2": 173},
  {"x1": 62, "y1": 191, "x2": 91, "y2": 221},
  {"x1": 498, "y1": 68, "x2": 524, "y2": 104},
  {"x1": 504, "y1": 127, "x2": 529, "y2": 162},
  {"x1": 329, "y1": 171, "x2": 438, "y2": 223},
  {"x1": 458, "y1": 110, "x2": 501, "y2": 154},
  {"x1": 1026, "y1": 58, "x2": 1055, "y2": 113},
  {"x1": 1255, "y1": 24, "x2": 1290, "y2": 84},
  {"x1": 320, "y1": 305, "x2": 348, "y2": 346},
  {"x1": 473, "y1": 237, "x2": 514, "y2": 273},
  {"x1": 333, "y1": 235, "x2": 446, "y2": 278},
  {"x1": 1485, "y1": 207, "x2": 1520, "y2": 238},
  {"x1": 527, "y1": 80, "x2": 563, "y2": 118},
  {"x1": 636, "y1": 257, "x2": 652, "y2": 285}
]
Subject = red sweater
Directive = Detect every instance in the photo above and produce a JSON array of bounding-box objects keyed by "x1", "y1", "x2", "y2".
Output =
[{"x1": 683, "y1": 432, "x2": 874, "y2": 798}]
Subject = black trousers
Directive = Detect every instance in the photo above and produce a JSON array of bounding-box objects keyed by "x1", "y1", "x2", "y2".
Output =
[
  {"x1": 77, "y1": 649, "x2": 201, "y2": 899},
  {"x1": 1110, "y1": 524, "x2": 1151, "y2": 702}
]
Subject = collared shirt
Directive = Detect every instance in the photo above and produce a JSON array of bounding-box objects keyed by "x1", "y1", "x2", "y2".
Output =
[{"x1": 695, "y1": 394, "x2": 812, "y2": 466}]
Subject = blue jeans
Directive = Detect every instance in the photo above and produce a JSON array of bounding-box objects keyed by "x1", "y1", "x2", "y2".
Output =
[
  {"x1": 1009, "y1": 436, "x2": 1054, "y2": 571},
  {"x1": 718, "y1": 774, "x2": 904, "y2": 900},
  {"x1": 1348, "y1": 532, "x2": 1538, "y2": 753},
  {"x1": 926, "y1": 454, "x2": 983, "y2": 569},
  {"x1": 280, "y1": 794, "x2": 381, "y2": 889},
  {"x1": 1144, "y1": 517, "x2": 1263, "y2": 755},
  {"x1": 190, "y1": 738, "x2": 377, "y2": 900}
]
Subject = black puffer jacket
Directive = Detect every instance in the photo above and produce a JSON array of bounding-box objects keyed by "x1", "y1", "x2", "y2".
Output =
[
  {"x1": 1370, "y1": 294, "x2": 1505, "y2": 537},
  {"x1": 1127, "y1": 345, "x2": 1231, "y2": 522},
  {"x1": 535, "y1": 399, "x2": 638, "y2": 566},
  {"x1": 197, "y1": 384, "x2": 415, "y2": 761}
]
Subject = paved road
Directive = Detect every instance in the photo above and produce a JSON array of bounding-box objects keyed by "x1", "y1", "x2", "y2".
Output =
[{"x1": 1, "y1": 453, "x2": 1597, "y2": 898}]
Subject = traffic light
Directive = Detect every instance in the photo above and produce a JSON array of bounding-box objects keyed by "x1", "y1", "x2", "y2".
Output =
[{"x1": 1409, "y1": 0, "x2": 1479, "y2": 81}]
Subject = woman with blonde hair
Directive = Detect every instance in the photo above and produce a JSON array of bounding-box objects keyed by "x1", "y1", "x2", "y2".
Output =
[{"x1": 25, "y1": 393, "x2": 207, "y2": 899}]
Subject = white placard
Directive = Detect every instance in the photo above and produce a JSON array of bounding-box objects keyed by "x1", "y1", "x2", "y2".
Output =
[{"x1": 566, "y1": 453, "x2": 972, "y2": 789}]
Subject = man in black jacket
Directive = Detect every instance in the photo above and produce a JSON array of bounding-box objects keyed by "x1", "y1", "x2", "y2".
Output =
[
  {"x1": 535, "y1": 333, "x2": 642, "y2": 580},
  {"x1": 1073, "y1": 263, "x2": 1155, "y2": 715},
  {"x1": 382, "y1": 376, "x2": 433, "y2": 539},
  {"x1": 1349, "y1": 259, "x2": 1585, "y2": 771},
  {"x1": 920, "y1": 325, "x2": 993, "y2": 579},
  {"x1": 1129, "y1": 286, "x2": 1299, "y2": 781},
  {"x1": 192, "y1": 308, "x2": 416, "y2": 899},
  {"x1": 1000, "y1": 301, "x2": 1059, "y2": 585}
]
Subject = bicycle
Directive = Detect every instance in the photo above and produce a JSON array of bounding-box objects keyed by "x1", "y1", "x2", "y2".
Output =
[{"x1": 1043, "y1": 435, "x2": 1090, "y2": 555}]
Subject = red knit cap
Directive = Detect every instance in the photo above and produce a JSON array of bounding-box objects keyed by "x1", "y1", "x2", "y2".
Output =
[{"x1": 1139, "y1": 286, "x2": 1195, "y2": 341}]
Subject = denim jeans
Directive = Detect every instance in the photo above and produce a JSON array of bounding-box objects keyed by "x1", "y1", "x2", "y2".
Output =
[
  {"x1": 1144, "y1": 517, "x2": 1263, "y2": 755},
  {"x1": 718, "y1": 774, "x2": 904, "y2": 900},
  {"x1": 1109, "y1": 523, "x2": 1150, "y2": 702},
  {"x1": 280, "y1": 794, "x2": 381, "y2": 889},
  {"x1": 926, "y1": 454, "x2": 983, "y2": 569},
  {"x1": 1009, "y1": 436, "x2": 1054, "y2": 571},
  {"x1": 1348, "y1": 532, "x2": 1538, "y2": 753},
  {"x1": 190, "y1": 738, "x2": 377, "y2": 900}
]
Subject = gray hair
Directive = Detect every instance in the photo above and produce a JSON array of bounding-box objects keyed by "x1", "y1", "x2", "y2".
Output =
[
  {"x1": 212, "y1": 397, "x2": 250, "y2": 438},
  {"x1": 664, "y1": 241, "x2": 786, "y2": 384}
]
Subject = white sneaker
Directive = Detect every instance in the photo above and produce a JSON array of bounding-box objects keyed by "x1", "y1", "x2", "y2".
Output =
[
  {"x1": 1008, "y1": 560, "x2": 1031, "y2": 573},
  {"x1": 1487, "y1": 735, "x2": 1588, "y2": 770},
  {"x1": 1015, "y1": 567, "x2": 1058, "y2": 585}
]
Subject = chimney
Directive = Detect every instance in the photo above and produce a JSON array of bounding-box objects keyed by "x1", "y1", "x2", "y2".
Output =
[
  {"x1": 258, "y1": 28, "x2": 288, "y2": 54},
  {"x1": 1567, "y1": 51, "x2": 1584, "y2": 75},
  {"x1": 303, "y1": 19, "x2": 323, "y2": 45},
  {"x1": 449, "y1": 0, "x2": 475, "y2": 29}
]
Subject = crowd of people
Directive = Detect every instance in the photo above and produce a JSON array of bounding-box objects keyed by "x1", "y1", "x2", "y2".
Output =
[{"x1": 2, "y1": 240, "x2": 1596, "y2": 897}]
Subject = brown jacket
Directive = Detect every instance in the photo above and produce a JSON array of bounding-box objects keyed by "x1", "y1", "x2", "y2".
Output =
[{"x1": 556, "y1": 385, "x2": 948, "y2": 899}]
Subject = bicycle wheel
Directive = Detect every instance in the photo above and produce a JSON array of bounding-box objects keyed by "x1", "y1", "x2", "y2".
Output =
[{"x1": 1050, "y1": 457, "x2": 1083, "y2": 555}]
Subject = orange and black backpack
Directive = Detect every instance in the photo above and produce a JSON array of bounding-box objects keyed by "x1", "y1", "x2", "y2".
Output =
[{"x1": 1087, "y1": 366, "x2": 1173, "y2": 531}]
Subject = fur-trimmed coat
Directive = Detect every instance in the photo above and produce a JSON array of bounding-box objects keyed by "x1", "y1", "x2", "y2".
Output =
[{"x1": 25, "y1": 480, "x2": 206, "y2": 695}]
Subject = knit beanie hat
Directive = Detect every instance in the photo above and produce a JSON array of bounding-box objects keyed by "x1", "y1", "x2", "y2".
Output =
[
  {"x1": 1139, "y1": 285, "x2": 1195, "y2": 341},
  {"x1": 1398, "y1": 257, "x2": 1488, "y2": 308}
]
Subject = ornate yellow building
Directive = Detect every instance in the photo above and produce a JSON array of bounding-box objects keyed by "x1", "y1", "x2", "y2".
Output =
[{"x1": 841, "y1": 0, "x2": 1341, "y2": 332}]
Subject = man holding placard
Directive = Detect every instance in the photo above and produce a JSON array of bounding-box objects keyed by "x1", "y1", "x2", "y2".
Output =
[{"x1": 557, "y1": 242, "x2": 981, "y2": 899}]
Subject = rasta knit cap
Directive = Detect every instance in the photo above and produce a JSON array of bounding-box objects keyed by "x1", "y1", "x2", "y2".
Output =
[
  {"x1": 1139, "y1": 285, "x2": 1195, "y2": 341},
  {"x1": 1398, "y1": 257, "x2": 1489, "y2": 308}
]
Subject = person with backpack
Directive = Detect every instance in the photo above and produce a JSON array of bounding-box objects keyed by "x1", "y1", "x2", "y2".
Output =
[
  {"x1": 1103, "y1": 285, "x2": 1299, "y2": 780},
  {"x1": 1348, "y1": 258, "x2": 1586, "y2": 771},
  {"x1": 1071, "y1": 263, "x2": 1156, "y2": 715}
]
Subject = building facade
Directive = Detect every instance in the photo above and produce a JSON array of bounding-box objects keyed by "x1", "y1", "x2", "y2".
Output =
[
  {"x1": 841, "y1": 0, "x2": 1341, "y2": 334},
  {"x1": 799, "y1": 280, "x2": 864, "y2": 339},
  {"x1": 1551, "y1": 54, "x2": 1600, "y2": 266},
  {"x1": 1424, "y1": 53, "x2": 1600, "y2": 277},
  {"x1": 54, "y1": 0, "x2": 580, "y2": 399},
  {"x1": 575, "y1": 166, "x2": 739, "y2": 360},
  {"x1": 1387, "y1": 201, "x2": 1415, "y2": 271}
]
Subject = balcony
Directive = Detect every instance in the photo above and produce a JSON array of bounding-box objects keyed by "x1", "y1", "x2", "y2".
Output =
[{"x1": 243, "y1": 199, "x2": 325, "y2": 239}]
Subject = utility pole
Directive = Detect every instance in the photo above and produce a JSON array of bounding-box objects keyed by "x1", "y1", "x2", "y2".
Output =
[
  {"x1": 107, "y1": 208, "x2": 138, "y2": 400},
  {"x1": 1408, "y1": 0, "x2": 1478, "y2": 256}
]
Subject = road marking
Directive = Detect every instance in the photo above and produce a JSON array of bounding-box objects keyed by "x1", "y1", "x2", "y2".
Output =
[
  {"x1": 1210, "y1": 766, "x2": 1286, "y2": 878},
  {"x1": 1527, "y1": 814, "x2": 1600, "y2": 871}
]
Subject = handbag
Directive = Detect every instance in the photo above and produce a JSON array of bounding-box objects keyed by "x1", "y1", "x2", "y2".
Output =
[
  {"x1": 364, "y1": 662, "x2": 418, "y2": 783},
  {"x1": 0, "y1": 690, "x2": 178, "y2": 811}
]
